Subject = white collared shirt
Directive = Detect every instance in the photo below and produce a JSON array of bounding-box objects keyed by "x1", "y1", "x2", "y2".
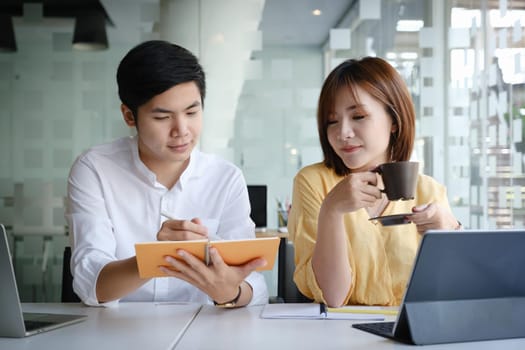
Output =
[{"x1": 65, "y1": 136, "x2": 268, "y2": 306}]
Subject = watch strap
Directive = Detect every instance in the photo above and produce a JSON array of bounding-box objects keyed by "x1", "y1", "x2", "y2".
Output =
[{"x1": 214, "y1": 285, "x2": 242, "y2": 308}]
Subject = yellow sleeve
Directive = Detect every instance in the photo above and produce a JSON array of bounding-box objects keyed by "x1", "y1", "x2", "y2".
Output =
[
  {"x1": 416, "y1": 174, "x2": 452, "y2": 213},
  {"x1": 288, "y1": 167, "x2": 331, "y2": 303}
]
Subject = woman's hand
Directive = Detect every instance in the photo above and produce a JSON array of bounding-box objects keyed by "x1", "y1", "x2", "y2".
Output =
[
  {"x1": 409, "y1": 203, "x2": 460, "y2": 234},
  {"x1": 323, "y1": 171, "x2": 382, "y2": 215}
]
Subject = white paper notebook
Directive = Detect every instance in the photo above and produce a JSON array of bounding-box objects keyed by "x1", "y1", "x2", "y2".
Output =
[{"x1": 260, "y1": 303, "x2": 394, "y2": 321}]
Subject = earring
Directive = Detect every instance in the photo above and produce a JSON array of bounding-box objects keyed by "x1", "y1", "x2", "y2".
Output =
[{"x1": 389, "y1": 129, "x2": 397, "y2": 161}]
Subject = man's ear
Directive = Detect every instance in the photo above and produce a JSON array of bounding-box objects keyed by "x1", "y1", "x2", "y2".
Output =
[{"x1": 121, "y1": 104, "x2": 136, "y2": 127}]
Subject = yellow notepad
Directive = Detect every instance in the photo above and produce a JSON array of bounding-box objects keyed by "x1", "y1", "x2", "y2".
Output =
[
  {"x1": 260, "y1": 303, "x2": 393, "y2": 320},
  {"x1": 135, "y1": 236, "x2": 280, "y2": 278}
]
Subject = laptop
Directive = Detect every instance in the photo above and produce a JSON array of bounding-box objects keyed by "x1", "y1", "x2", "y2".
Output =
[
  {"x1": 353, "y1": 229, "x2": 525, "y2": 345},
  {"x1": 0, "y1": 224, "x2": 87, "y2": 338}
]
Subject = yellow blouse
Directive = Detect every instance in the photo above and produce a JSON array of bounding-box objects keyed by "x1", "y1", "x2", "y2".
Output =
[{"x1": 288, "y1": 162, "x2": 452, "y2": 306}]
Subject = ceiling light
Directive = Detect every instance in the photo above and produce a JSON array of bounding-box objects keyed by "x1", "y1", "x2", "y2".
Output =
[
  {"x1": 72, "y1": 11, "x2": 108, "y2": 50},
  {"x1": 312, "y1": 9, "x2": 322, "y2": 16},
  {"x1": 396, "y1": 20, "x2": 424, "y2": 32},
  {"x1": 386, "y1": 52, "x2": 397, "y2": 59},
  {"x1": 400, "y1": 52, "x2": 418, "y2": 59},
  {"x1": 0, "y1": 15, "x2": 17, "y2": 52}
]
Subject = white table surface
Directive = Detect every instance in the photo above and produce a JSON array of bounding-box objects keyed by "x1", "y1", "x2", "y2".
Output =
[
  {"x1": 174, "y1": 305, "x2": 525, "y2": 350},
  {"x1": 3, "y1": 303, "x2": 525, "y2": 350},
  {"x1": 0, "y1": 302, "x2": 201, "y2": 350}
]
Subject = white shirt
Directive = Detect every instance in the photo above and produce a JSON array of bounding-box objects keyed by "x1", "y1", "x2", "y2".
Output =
[{"x1": 65, "y1": 136, "x2": 268, "y2": 306}]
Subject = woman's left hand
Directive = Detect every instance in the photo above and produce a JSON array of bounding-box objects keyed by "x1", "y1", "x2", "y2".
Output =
[{"x1": 409, "y1": 203, "x2": 459, "y2": 235}]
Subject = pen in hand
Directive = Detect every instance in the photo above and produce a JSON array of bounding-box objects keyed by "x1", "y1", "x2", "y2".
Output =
[
  {"x1": 161, "y1": 211, "x2": 175, "y2": 220},
  {"x1": 160, "y1": 211, "x2": 210, "y2": 265},
  {"x1": 160, "y1": 211, "x2": 217, "y2": 241}
]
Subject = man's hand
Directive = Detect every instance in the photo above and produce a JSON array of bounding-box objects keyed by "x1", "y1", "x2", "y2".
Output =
[
  {"x1": 159, "y1": 246, "x2": 267, "y2": 305},
  {"x1": 157, "y1": 217, "x2": 208, "y2": 241}
]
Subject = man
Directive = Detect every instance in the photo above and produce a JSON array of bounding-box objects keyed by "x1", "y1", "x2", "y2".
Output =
[{"x1": 66, "y1": 40, "x2": 268, "y2": 307}]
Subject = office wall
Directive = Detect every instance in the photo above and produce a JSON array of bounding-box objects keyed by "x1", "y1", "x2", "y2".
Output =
[
  {"x1": 0, "y1": 1, "x2": 150, "y2": 301},
  {"x1": 235, "y1": 46, "x2": 324, "y2": 228}
]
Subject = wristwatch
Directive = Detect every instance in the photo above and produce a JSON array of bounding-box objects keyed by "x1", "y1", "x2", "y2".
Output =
[{"x1": 214, "y1": 286, "x2": 242, "y2": 308}]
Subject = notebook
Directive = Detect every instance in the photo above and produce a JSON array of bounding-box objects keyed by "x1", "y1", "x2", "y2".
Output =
[
  {"x1": 352, "y1": 229, "x2": 525, "y2": 345},
  {"x1": 0, "y1": 224, "x2": 87, "y2": 338},
  {"x1": 135, "y1": 236, "x2": 280, "y2": 278},
  {"x1": 260, "y1": 303, "x2": 392, "y2": 320}
]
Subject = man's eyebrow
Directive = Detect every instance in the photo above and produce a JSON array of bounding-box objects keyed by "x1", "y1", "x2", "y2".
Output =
[
  {"x1": 149, "y1": 101, "x2": 201, "y2": 114},
  {"x1": 150, "y1": 107, "x2": 173, "y2": 113},
  {"x1": 185, "y1": 101, "x2": 201, "y2": 110}
]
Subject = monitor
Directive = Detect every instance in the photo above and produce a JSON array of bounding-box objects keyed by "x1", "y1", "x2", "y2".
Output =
[{"x1": 247, "y1": 185, "x2": 267, "y2": 230}]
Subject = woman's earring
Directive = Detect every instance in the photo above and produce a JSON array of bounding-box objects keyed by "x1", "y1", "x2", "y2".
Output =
[{"x1": 389, "y1": 130, "x2": 396, "y2": 161}]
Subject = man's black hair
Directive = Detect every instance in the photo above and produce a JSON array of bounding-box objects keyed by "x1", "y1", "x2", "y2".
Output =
[{"x1": 117, "y1": 40, "x2": 206, "y2": 118}]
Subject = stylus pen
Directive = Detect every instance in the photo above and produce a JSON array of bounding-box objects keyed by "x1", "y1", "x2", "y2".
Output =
[
  {"x1": 326, "y1": 307, "x2": 398, "y2": 316},
  {"x1": 204, "y1": 242, "x2": 210, "y2": 266},
  {"x1": 161, "y1": 211, "x2": 211, "y2": 266},
  {"x1": 161, "y1": 211, "x2": 174, "y2": 220}
]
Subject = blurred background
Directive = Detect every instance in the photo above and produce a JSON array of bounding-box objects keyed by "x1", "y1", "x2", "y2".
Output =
[{"x1": 1, "y1": 0, "x2": 524, "y2": 301}]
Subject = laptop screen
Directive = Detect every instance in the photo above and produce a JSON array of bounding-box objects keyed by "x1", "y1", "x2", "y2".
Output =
[
  {"x1": 0, "y1": 224, "x2": 86, "y2": 337},
  {"x1": 354, "y1": 229, "x2": 525, "y2": 345},
  {"x1": 403, "y1": 229, "x2": 525, "y2": 303}
]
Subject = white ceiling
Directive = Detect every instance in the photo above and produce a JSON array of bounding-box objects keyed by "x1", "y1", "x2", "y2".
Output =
[
  {"x1": 259, "y1": 0, "x2": 354, "y2": 47},
  {"x1": 5, "y1": 0, "x2": 356, "y2": 49}
]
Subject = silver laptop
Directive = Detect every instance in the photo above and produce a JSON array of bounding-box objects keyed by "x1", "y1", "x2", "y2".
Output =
[
  {"x1": 353, "y1": 229, "x2": 525, "y2": 345},
  {"x1": 0, "y1": 224, "x2": 86, "y2": 338}
]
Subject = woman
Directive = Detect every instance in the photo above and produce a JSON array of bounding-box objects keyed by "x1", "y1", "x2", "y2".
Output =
[{"x1": 288, "y1": 57, "x2": 460, "y2": 307}]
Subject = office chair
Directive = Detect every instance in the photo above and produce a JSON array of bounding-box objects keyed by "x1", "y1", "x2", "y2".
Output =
[
  {"x1": 282, "y1": 240, "x2": 311, "y2": 303},
  {"x1": 61, "y1": 246, "x2": 81, "y2": 302}
]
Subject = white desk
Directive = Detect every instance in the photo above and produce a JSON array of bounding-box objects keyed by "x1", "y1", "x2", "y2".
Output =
[
  {"x1": 0, "y1": 303, "x2": 201, "y2": 350},
  {"x1": 174, "y1": 305, "x2": 525, "y2": 350},
  {"x1": 2, "y1": 304, "x2": 525, "y2": 349}
]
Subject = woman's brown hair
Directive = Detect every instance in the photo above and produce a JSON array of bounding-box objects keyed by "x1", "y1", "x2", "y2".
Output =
[{"x1": 317, "y1": 57, "x2": 415, "y2": 176}]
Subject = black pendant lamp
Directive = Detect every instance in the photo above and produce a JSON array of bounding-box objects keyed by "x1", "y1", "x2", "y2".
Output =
[
  {"x1": 72, "y1": 10, "x2": 108, "y2": 51},
  {"x1": 0, "y1": 14, "x2": 17, "y2": 52}
]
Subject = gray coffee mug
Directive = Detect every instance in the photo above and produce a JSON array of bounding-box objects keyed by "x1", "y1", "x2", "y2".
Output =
[{"x1": 374, "y1": 161, "x2": 419, "y2": 201}]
